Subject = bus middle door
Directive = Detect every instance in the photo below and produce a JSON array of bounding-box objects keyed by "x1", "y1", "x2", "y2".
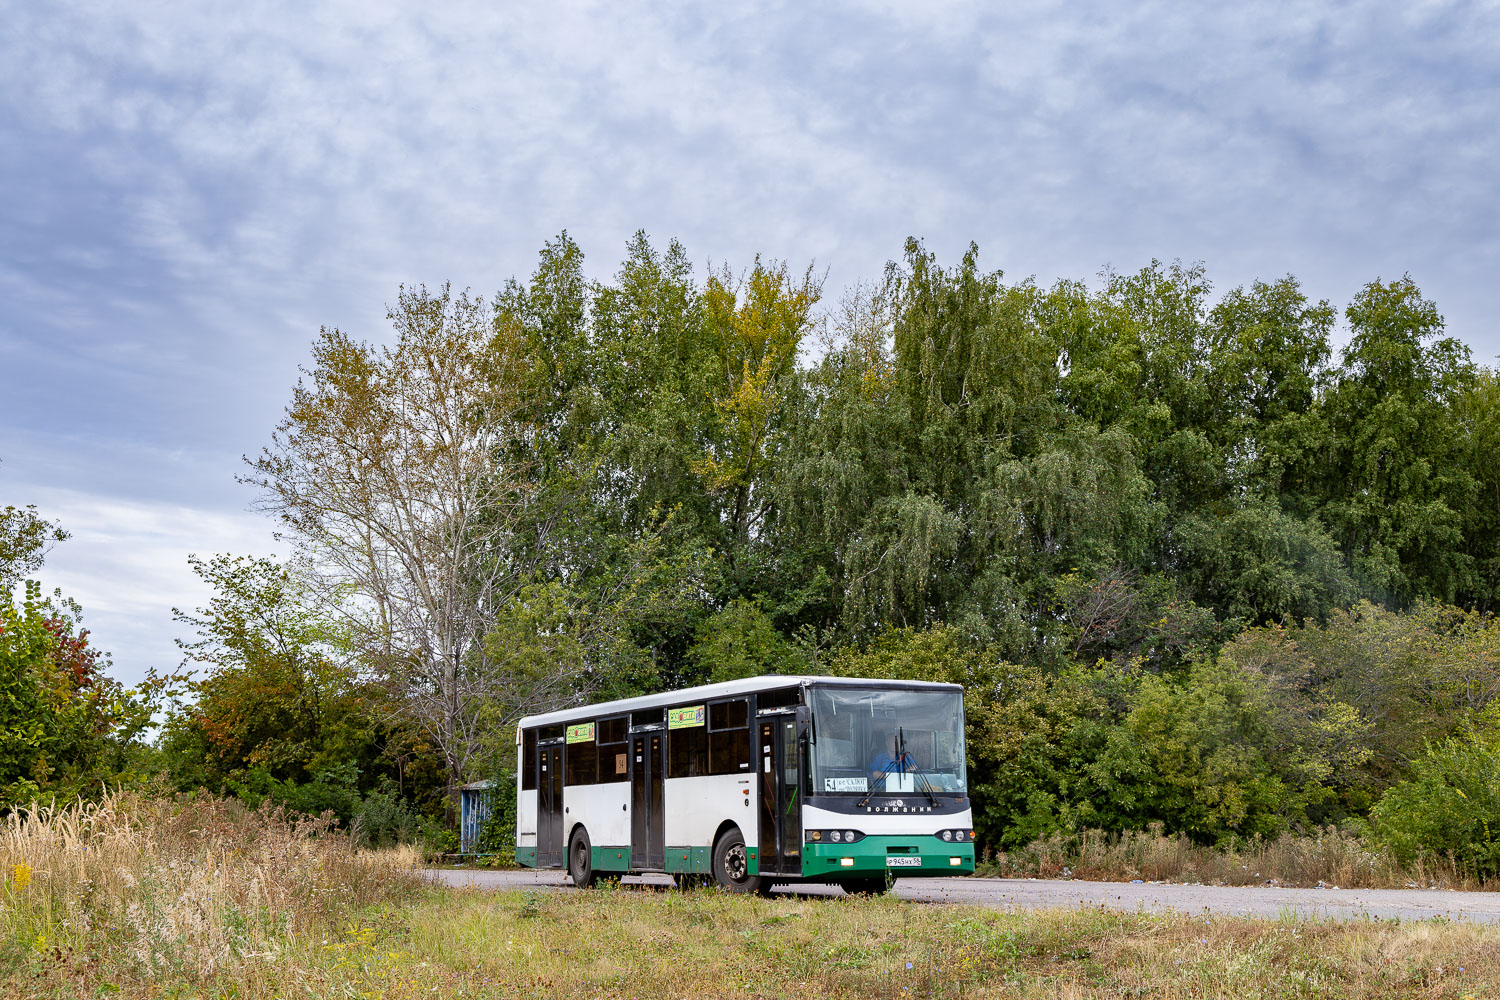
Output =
[{"x1": 630, "y1": 730, "x2": 665, "y2": 870}]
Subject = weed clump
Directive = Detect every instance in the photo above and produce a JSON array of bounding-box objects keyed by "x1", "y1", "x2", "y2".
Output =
[{"x1": 0, "y1": 791, "x2": 418, "y2": 991}]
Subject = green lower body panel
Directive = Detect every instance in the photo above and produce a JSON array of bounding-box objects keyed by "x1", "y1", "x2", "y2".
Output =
[
  {"x1": 803, "y1": 835, "x2": 974, "y2": 880},
  {"x1": 524, "y1": 841, "x2": 761, "y2": 876},
  {"x1": 591, "y1": 846, "x2": 631, "y2": 872},
  {"x1": 663, "y1": 845, "x2": 713, "y2": 874}
]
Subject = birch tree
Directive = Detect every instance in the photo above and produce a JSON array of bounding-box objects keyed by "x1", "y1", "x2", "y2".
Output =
[{"x1": 245, "y1": 285, "x2": 533, "y2": 786}]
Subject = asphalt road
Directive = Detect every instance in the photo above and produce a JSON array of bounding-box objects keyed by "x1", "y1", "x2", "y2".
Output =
[{"x1": 428, "y1": 868, "x2": 1500, "y2": 924}]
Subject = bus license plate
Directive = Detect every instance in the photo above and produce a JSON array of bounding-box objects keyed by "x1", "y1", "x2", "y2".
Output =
[{"x1": 886, "y1": 856, "x2": 921, "y2": 867}]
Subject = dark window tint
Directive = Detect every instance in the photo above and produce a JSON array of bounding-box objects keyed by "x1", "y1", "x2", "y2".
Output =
[
  {"x1": 710, "y1": 699, "x2": 748, "y2": 730},
  {"x1": 565, "y1": 739, "x2": 597, "y2": 785},
  {"x1": 631, "y1": 709, "x2": 663, "y2": 729},
  {"x1": 710, "y1": 728, "x2": 751, "y2": 774},
  {"x1": 522, "y1": 730, "x2": 537, "y2": 790},
  {"x1": 669, "y1": 724, "x2": 707, "y2": 778},
  {"x1": 757, "y1": 687, "x2": 800, "y2": 711},
  {"x1": 597, "y1": 716, "x2": 628, "y2": 782},
  {"x1": 539, "y1": 724, "x2": 565, "y2": 742},
  {"x1": 599, "y1": 745, "x2": 630, "y2": 781},
  {"x1": 598, "y1": 716, "x2": 627, "y2": 745}
]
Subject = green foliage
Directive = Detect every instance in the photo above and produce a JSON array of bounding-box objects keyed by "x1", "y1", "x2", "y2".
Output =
[
  {"x1": 1089, "y1": 663, "x2": 1294, "y2": 841},
  {"x1": 0, "y1": 502, "x2": 69, "y2": 591},
  {"x1": 687, "y1": 598, "x2": 804, "y2": 684},
  {"x1": 161, "y1": 554, "x2": 444, "y2": 828},
  {"x1": 0, "y1": 583, "x2": 175, "y2": 806},
  {"x1": 1370, "y1": 710, "x2": 1500, "y2": 878},
  {"x1": 1172, "y1": 500, "x2": 1354, "y2": 624},
  {"x1": 217, "y1": 233, "x2": 1500, "y2": 861},
  {"x1": 1315, "y1": 278, "x2": 1478, "y2": 604}
]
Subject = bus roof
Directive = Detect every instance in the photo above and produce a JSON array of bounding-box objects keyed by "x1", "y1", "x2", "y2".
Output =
[{"x1": 515, "y1": 675, "x2": 963, "y2": 730}]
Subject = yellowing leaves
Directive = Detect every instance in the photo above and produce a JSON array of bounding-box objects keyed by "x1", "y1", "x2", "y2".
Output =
[{"x1": 692, "y1": 259, "x2": 819, "y2": 512}]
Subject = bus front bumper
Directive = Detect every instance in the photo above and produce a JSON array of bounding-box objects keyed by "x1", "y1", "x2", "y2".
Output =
[{"x1": 803, "y1": 836, "x2": 975, "y2": 879}]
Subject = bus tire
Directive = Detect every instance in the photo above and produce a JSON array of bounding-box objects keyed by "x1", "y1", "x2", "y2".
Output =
[
  {"x1": 843, "y1": 878, "x2": 891, "y2": 896},
  {"x1": 568, "y1": 828, "x2": 597, "y2": 889},
  {"x1": 711, "y1": 829, "x2": 762, "y2": 894}
]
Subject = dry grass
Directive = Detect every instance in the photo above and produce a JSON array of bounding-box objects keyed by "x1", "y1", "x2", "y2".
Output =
[
  {"x1": 5, "y1": 797, "x2": 1500, "y2": 998},
  {"x1": 979, "y1": 825, "x2": 1499, "y2": 891},
  {"x1": 17, "y1": 883, "x2": 1491, "y2": 1000},
  {"x1": 0, "y1": 791, "x2": 419, "y2": 995},
  {"x1": 384, "y1": 887, "x2": 1500, "y2": 999}
]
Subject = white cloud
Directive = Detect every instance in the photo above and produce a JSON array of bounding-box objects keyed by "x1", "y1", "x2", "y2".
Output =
[
  {"x1": 11, "y1": 485, "x2": 279, "y2": 685},
  {"x1": 3, "y1": 0, "x2": 1499, "y2": 682}
]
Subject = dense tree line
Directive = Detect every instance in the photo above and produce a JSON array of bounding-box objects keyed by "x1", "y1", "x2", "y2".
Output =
[{"x1": 4, "y1": 234, "x2": 1497, "y2": 868}]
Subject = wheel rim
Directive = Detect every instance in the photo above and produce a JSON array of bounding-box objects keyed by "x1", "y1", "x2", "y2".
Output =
[
  {"x1": 723, "y1": 843, "x2": 748, "y2": 883},
  {"x1": 574, "y1": 841, "x2": 587, "y2": 877}
]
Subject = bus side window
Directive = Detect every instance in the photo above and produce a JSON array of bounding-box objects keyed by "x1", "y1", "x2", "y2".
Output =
[
  {"x1": 709, "y1": 698, "x2": 750, "y2": 774},
  {"x1": 668, "y1": 712, "x2": 707, "y2": 778},
  {"x1": 565, "y1": 731, "x2": 597, "y2": 785},
  {"x1": 521, "y1": 730, "x2": 537, "y2": 790},
  {"x1": 597, "y1": 716, "x2": 628, "y2": 782}
]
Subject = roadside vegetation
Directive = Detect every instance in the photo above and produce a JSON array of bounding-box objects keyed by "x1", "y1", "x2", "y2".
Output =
[
  {"x1": 979, "y1": 825, "x2": 1500, "y2": 891},
  {"x1": 0, "y1": 792, "x2": 418, "y2": 996},
  {"x1": 6, "y1": 236, "x2": 1500, "y2": 882},
  {"x1": 3, "y1": 794, "x2": 1499, "y2": 1000}
]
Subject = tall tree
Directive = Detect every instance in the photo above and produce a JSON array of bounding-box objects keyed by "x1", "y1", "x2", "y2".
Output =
[
  {"x1": 246, "y1": 285, "x2": 533, "y2": 787},
  {"x1": 1315, "y1": 277, "x2": 1477, "y2": 604}
]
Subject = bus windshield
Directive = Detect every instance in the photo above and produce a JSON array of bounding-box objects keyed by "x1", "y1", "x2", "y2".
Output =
[{"x1": 808, "y1": 686, "x2": 966, "y2": 795}]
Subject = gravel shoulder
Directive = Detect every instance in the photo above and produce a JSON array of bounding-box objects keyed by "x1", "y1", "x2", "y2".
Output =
[{"x1": 427, "y1": 867, "x2": 1500, "y2": 923}]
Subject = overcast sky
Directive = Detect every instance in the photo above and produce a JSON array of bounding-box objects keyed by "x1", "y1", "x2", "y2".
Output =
[{"x1": 3, "y1": 0, "x2": 1498, "y2": 686}]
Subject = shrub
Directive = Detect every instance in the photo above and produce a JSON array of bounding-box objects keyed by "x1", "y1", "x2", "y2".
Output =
[{"x1": 1370, "y1": 729, "x2": 1500, "y2": 878}]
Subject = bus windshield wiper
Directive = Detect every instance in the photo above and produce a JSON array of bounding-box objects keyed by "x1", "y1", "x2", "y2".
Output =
[
  {"x1": 858, "y1": 735, "x2": 903, "y2": 808},
  {"x1": 896, "y1": 727, "x2": 939, "y2": 807}
]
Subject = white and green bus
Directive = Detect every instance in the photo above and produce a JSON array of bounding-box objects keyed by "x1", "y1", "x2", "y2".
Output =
[{"x1": 515, "y1": 675, "x2": 975, "y2": 894}]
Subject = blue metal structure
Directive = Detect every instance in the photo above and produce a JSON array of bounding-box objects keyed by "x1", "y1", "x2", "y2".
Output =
[{"x1": 459, "y1": 780, "x2": 494, "y2": 853}]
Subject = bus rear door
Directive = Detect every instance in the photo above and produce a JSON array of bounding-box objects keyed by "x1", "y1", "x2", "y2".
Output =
[{"x1": 537, "y1": 741, "x2": 564, "y2": 867}]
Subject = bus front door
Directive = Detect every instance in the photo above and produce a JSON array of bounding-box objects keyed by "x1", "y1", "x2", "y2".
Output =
[
  {"x1": 537, "y1": 743, "x2": 564, "y2": 867},
  {"x1": 630, "y1": 732, "x2": 665, "y2": 870},
  {"x1": 758, "y1": 715, "x2": 803, "y2": 876}
]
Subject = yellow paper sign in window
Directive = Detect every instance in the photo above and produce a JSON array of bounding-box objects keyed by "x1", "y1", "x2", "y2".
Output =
[
  {"x1": 565, "y1": 722, "x2": 595, "y2": 744},
  {"x1": 667, "y1": 706, "x2": 705, "y2": 729}
]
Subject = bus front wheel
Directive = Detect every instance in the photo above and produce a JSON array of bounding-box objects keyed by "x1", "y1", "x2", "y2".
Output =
[
  {"x1": 712, "y1": 829, "x2": 762, "y2": 894},
  {"x1": 568, "y1": 828, "x2": 597, "y2": 889}
]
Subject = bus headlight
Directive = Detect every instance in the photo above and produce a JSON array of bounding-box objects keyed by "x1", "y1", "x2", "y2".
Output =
[
  {"x1": 941, "y1": 830, "x2": 952, "y2": 842},
  {"x1": 811, "y1": 830, "x2": 865, "y2": 844}
]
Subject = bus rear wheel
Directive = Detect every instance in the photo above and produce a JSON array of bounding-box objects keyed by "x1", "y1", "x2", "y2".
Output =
[
  {"x1": 712, "y1": 829, "x2": 762, "y2": 894},
  {"x1": 568, "y1": 828, "x2": 597, "y2": 889}
]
